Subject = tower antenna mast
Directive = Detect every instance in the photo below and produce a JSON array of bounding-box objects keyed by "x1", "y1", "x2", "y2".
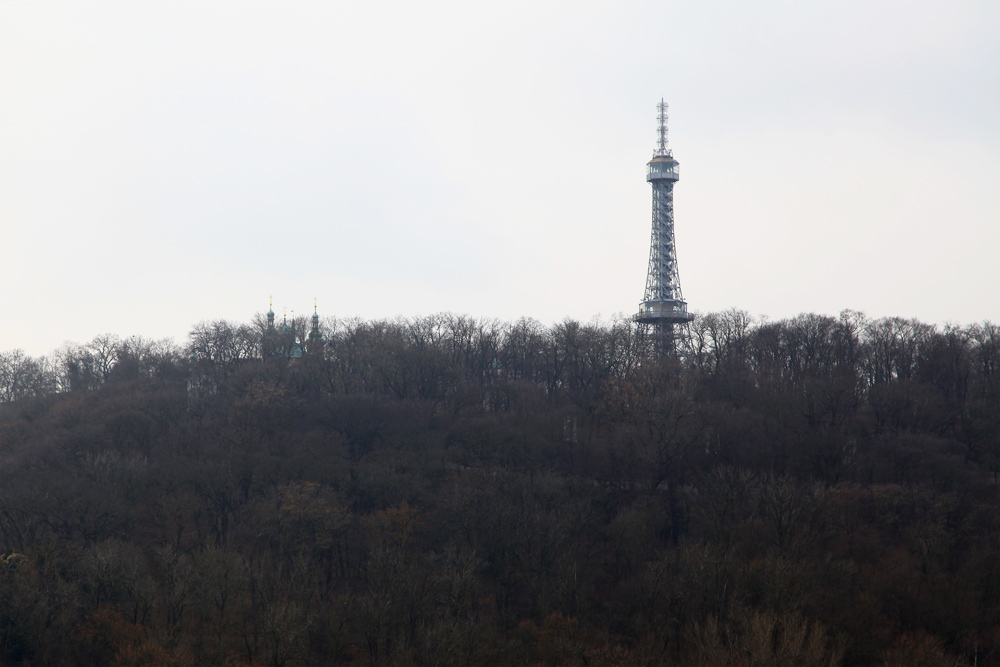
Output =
[{"x1": 655, "y1": 98, "x2": 671, "y2": 157}]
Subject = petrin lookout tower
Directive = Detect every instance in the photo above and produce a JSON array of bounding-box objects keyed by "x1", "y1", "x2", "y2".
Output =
[{"x1": 634, "y1": 99, "x2": 694, "y2": 354}]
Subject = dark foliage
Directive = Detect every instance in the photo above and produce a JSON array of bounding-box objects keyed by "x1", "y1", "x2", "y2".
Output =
[{"x1": 0, "y1": 311, "x2": 997, "y2": 666}]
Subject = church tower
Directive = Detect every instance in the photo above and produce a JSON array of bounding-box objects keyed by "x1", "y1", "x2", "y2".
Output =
[{"x1": 307, "y1": 299, "x2": 325, "y2": 356}]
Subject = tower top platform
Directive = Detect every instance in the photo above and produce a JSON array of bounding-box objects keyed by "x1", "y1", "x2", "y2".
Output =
[{"x1": 647, "y1": 156, "x2": 679, "y2": 182}]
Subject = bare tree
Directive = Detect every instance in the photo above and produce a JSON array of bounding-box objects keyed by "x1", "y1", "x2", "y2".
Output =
[{"x1": 0, "y1": 349, "x2": 56, "y2": 402}]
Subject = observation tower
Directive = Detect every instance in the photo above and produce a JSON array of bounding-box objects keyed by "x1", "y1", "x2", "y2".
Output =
[{"x1": 634, "y1": 99, "x2": 694, "y2": 355}]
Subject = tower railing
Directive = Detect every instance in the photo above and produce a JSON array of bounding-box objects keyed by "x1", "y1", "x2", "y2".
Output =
[{"x1": 635, "y1": 301, "x2": 689, "y2": 319}]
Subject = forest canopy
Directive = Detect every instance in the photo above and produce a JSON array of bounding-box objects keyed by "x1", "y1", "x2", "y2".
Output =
[{"x1": 0, "y1": 310, "x2": 997, "y2": 666}]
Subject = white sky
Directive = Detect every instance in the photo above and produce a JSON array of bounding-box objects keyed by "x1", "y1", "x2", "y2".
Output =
[{"x1": 2, "y1": 1, "x2": 998, "y2": 356}]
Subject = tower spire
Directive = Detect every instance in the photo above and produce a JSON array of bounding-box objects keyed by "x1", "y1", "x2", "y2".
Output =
[{"x1": 655, "y1": 98, "x2": 670, "y2": 157}]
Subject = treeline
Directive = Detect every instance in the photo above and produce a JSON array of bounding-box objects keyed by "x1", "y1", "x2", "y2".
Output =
[{"x1": 0, "y1": 311, "x2": 997, "y2": 666}]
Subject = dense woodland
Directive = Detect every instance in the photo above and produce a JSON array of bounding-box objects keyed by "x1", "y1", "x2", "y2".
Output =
[{"x1": 0, "y1": 310, "x2": 997, "y2": 666}]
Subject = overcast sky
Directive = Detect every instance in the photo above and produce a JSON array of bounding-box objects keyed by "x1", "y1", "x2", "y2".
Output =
[{"x1": 2, "y1": 1, "x2": 998, "y2": 356}]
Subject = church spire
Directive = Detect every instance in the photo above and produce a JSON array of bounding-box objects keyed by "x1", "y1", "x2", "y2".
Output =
[{"x1": 307, "y1": 298, "x2": 324, "y2": 355}]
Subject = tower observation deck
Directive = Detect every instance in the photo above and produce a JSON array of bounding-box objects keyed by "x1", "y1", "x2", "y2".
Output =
[{"x1": 634, "y1": 99, "x2": 693, "y2": 354}]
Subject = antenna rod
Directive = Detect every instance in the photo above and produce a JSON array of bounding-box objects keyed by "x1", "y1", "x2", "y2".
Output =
[{"x1": 656, "y1": 98, "x2": 669, "y2": 155}]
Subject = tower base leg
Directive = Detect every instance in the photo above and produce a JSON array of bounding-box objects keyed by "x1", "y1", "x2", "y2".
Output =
[{"x1": 647, "y1": 322, "x2": 691, "y2": 358}]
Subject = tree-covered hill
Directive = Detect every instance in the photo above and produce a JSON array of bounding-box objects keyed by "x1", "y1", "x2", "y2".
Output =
[{"x1": 0, "y1": 311, "x2": 997, "y2": 666}]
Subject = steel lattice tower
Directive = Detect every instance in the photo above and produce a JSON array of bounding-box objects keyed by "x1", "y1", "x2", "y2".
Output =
[{"x1": 634, "y1": 99, "x2": 693, "y2": 355}]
